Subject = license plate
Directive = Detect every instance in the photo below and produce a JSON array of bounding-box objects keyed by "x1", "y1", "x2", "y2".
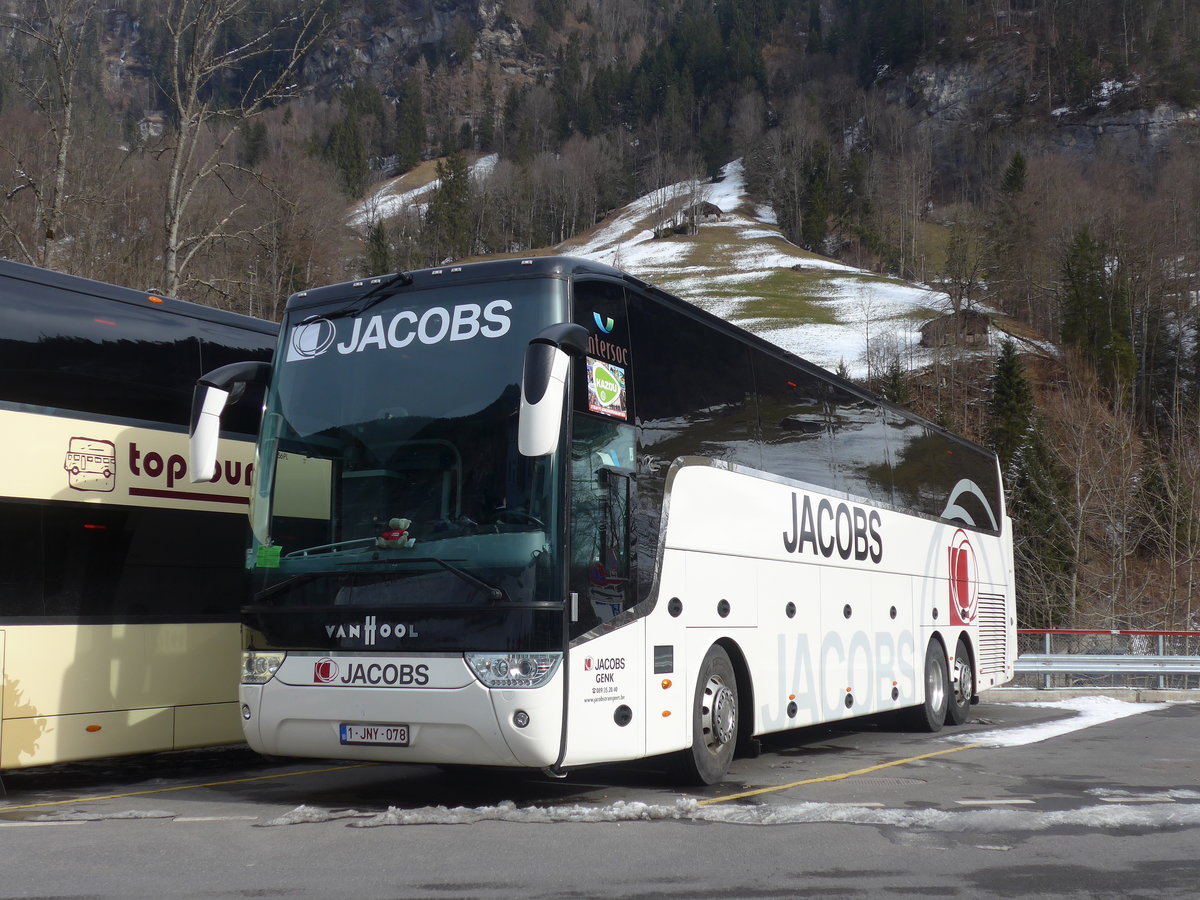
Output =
[{"x1": 339, "y1": 723, "x2": 410, "y2": 746}]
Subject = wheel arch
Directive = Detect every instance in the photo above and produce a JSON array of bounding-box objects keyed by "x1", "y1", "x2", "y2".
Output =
[
  {"x1": 923, "y1": 630, "x2": 951, "y2": 700},
  {"x1": 714, "y1": 636, "x2": 756, "y2": 755},
  {"x1": 951, "y1": 629, "x2": 977, "y2": 696}
]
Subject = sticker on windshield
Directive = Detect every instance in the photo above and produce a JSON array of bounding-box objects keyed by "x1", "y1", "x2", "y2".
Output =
[{"x1": 587, "y1": 358, "x2": 627, "y2": 420}]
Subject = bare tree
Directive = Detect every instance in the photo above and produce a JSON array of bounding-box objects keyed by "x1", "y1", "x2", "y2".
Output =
[
  {"x1": 1044, "y1": 359, "x2": 1148, "y2": 625},
  {"x1": 0, "y1": 0, "x2": 99, "y2": 268},
  {"x1": 151, "y1": 0, "x2": 332, "y2": 296},
  {"x1": 938, "y1": 213, "x2": 987, "y2": 313}
]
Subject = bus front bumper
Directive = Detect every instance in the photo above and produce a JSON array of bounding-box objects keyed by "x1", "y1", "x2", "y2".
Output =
[{"x1": 239, "y1": 661, "x2": 563, "y2": 768}]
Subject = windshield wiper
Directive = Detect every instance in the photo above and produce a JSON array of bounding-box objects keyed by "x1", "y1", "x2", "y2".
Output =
[
  {"x1": 254, "y1": 559, "x2": 505, "y2": 604},
  {"x1": 372, "y1": 557, "x2": 506, "y2": 602},
  {"x1": 301, "y1": 270, "x2": 414, "y2": 325}
]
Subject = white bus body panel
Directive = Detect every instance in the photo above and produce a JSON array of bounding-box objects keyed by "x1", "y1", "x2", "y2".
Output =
[
  {"x1": 563, "y1": 462, "x2": 1014, "y2": 768},
  {"x1": 244, "y1": 653, "x2": 563, "y2": 768}
]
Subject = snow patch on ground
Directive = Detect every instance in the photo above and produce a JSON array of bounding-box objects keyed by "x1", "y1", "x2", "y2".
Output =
[
  {"x1": 259, "y1": 797, "x2": 1200, "y2": 832},
  {"x1": 348, "y1": 154, "x2": 499, "y2": 229},
  {"x1": 32, "y1": 809, "x2": 177, "y2": 822},
  {"x1": 255, "y1": 697, "x2": 1184, "y2": 830},
  {"x1": 946, "y1": 696, "x2": 1171, "y2": 748}
]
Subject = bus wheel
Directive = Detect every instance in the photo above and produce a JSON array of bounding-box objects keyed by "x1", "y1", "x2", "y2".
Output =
[
  {"x1": 908, "y1": 639, "x2": 949, "y2": 733},
  {"x1": 946, "y1": 638, "x2": 974, "y2": 726},
  {"x1": 679, "y1": 645, "x2": 738, "y2": 785}
]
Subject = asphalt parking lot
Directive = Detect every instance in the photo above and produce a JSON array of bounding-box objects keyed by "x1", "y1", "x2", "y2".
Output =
[{"x1": 2, "y1": 693, "x2": 1198, "y2": 899}]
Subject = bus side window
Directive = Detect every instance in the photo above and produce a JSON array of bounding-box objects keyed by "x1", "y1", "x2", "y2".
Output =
[
  {"x1": 826, "y1": 386, "x2": 893, "y2": 506},
  {"x1": 754, "y1": 353, "x2": 835, "y2": 488}
]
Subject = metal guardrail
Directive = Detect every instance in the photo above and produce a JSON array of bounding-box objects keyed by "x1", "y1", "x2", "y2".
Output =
[
  {"x1": 1015, "y1": 630, "x2": 1200, "y2": 690},
  {"x1": 1015, "y1": 654, "x2": 1200, "y2": 674}
]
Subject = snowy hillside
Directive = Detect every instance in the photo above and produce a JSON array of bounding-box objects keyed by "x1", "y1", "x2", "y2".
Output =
[
  {"x1": 562, "y1": 160, "x2": 959, "y2": 378},
  {"x1": 350, "y1": 157, "x2": 976, "y2": 379}
]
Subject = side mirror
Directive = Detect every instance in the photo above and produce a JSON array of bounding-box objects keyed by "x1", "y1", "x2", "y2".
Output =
[
  {"x1": 189, "y1": 360, "x2": 271, "y2": 483},
  {"x1": 518, "y1": 323, "x2": 588, "y2": 457}
]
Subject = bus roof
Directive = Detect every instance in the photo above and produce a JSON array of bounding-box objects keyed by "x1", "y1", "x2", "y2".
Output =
[
  {"x1": 282, "y1": 256, "x2": 625, "y2": 313},
  {"x1": 282, "y1": 255, "x2": 995, "y2": 462},
  {"x1": 0, "y1": 257, "x2": 278, "y2": 337}
]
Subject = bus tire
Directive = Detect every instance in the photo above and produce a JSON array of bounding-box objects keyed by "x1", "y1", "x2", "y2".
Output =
[
  {"x1": 909, "y1": 639, "x2": 949, "y2": 733},
  {"x1": 946, "y1": 637, "x2": 973, "y2": 726},
  {"x1": 678, "y1": 644, "x2": 738, "y2": 785}
]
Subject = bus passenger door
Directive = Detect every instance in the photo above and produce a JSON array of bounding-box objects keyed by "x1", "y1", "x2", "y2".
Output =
[
  {"x1": 568, "y1": 419, "x2": 638, "y2": 628},
  {"x1": 563, "y1": 419, "x2": 645, "y2": 767}
]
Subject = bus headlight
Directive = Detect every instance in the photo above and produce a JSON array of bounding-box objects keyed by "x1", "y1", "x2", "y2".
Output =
[
  {"x1": 465, "y1": 652, "x2": 561, "y2": 689},
  {"x1": 242, "y1": 650, "x2": 286, "y2": 684}
]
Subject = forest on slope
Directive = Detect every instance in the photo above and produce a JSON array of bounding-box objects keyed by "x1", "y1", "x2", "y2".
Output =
[{"x1": 2, "y1": 0, "x2": 1199, "y2": 631}]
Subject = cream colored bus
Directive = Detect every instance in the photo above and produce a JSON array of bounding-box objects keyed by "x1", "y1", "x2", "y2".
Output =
[{"x1": 0, "y1": 259, "x2": 276, "y2": 769}]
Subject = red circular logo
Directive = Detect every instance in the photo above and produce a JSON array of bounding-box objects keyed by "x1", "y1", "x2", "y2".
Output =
[
  {"x1": 314, "y1": 657, "x2": 338, "y2": 683},
  {"x1": 948, "y1": 530, "x2": 978, "y2": 624}
]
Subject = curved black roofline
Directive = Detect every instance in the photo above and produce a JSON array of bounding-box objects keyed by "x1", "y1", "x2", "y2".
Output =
[
  {"x1": 0, "y1": 257, "x2": 278, "y2": 335},
  {"x1": 281, "y1": 254, "x2": 995, "y2": 461},
  {"x1": 284, "y1": 256, "x2": 626, "y2": 312}
]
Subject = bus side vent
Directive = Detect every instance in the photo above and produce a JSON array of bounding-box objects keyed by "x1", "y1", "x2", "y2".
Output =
[{"x1": 976, "y1": 592, "x2": 1008, "y2": 674}]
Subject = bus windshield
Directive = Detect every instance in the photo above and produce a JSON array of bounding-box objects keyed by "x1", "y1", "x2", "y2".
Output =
[{"x1": 251, "y1": 276, "x2": 569, "y2": 609}]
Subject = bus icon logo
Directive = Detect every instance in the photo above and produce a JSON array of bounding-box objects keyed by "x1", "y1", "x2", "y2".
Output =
[
  {"x1": 948, "y1": 529, "x2": 978, "y2": 625},
  {"x1": 64, "y1": 437, "x2": 116, "y2": 492},
  {"x1": 287, "y1": 318, "x2": 337, "y2": 361}
]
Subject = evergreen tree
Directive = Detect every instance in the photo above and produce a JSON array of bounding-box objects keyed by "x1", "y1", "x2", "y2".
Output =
[
  {"x1": 1000, "y1": 151, "x2": 1026, "y2": 196},
  {"x1": 1007, "y1": 416, "x2": 1075, "y2": 627},
  {"x1": 478, "y1": 76, "x2": 496, "y2": 151},
  {"x1": 1060, "y1": 225, "x2": 1136, "y2": 395},
  {"x1": 325, "y1": 110, "x2": 368, "y2": 198},
  {"x1": 988, "y1": 339, "x2": 1033, "y2": 471},
  {"x1": 394, "y1": 75, "x2": 425, "y2": 173},
  {"x1": 985, "y1": 340, "x2": 1074, "y2": 627},
  {"x1": 699, "y1": 105, "x2": 730, "y2": 179},
  {"x1": 424, "y1": 151, "x2": 472, "y2": 263},
  {"x1": 880, "y1": 358, "x2": 910, "y2": 406},
  {"x1": 365, "y1": 220, "x2": 391, "y2": 276},
  {"x1": 341, "y1": 81, "x2": 389, "y2": 156},
  {"x1": 801, "y1": 140, "x2": 834, "y2": 250},
  {"x1": 238, "y1": 119, "x2": 269, "y2": 169}
]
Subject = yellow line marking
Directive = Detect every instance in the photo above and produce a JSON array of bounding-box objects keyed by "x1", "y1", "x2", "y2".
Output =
[
  {"x1": 0, "y1": 762, "x2": 378, "y2": 813},
  {"x1": 697, "y1": 743, "x2": 980, "y2": 806}
]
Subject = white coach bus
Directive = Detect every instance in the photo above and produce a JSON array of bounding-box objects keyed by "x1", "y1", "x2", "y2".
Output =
[{"x1": 192, "y1": 256, "x2": 1015, "y2": 784}]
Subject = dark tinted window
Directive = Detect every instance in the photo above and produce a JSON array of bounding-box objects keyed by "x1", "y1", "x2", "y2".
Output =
[
  {"x1": 572, "y1": 279, "x2": 633, "y2": 422},
  {"x1": 627, "y1": 292, "x2": 757, "y2": 600},
  {"x1": 0, "y1": 499, "x2": 248, "y2": 620},
  {"x1": 886, "y1": 411, "x2": 1001, "y2": 529},
  {"x1": 629, "y1": 293, "x2": 758, "y2": 469},
  {"x1": 826, "y1": 384, "x2": 892, "y2": 504},
  {"x1": 754, "y1": 353, "x2": 834, "y2": 488},
  {"x1": 0, "y1": 281, "x2": 273, "y2": 431}
]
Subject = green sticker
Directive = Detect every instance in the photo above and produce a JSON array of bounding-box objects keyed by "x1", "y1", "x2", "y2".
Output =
[
  {"x1": 593, "y1": 364, "x2": 621, "y2": 405},
  {"x1": 587, "y1": 357, "x2": 627, "y2": 420},
  {"x1": 256, "y1": 545, "x2": 281, "y2": 568}
]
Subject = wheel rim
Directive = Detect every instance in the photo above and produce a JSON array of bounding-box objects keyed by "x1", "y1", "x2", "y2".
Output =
[
  {"x1": 701, "y1": 674, "x2": 736, "y2": 752},
  {"x1": 927, "y1": 653, "x2": 946, "y2": 711},
  {"x1": 953, "y1": 656, "x2": 972, "y2": 707}
]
